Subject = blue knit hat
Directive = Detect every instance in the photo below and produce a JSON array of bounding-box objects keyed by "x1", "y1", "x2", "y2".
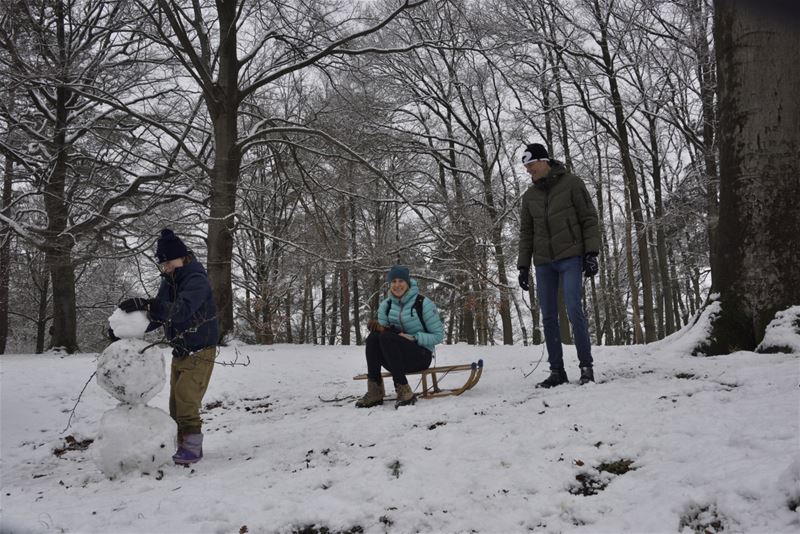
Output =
[
  {"x1": 155, "y1": 229, "x2": 188, "y2": 263},
  {"x1": 386, "y1": 265, "x2": 410, "y2": 285}
]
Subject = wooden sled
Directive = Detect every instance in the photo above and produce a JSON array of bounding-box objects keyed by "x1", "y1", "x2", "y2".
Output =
[{"x1": 353, "y1": 359, "x2": 484, "y2": 399}]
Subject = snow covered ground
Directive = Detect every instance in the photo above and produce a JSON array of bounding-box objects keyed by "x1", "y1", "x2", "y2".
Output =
[{"x1": 2, "y1": 330, "x2": 799, "y2": 533}]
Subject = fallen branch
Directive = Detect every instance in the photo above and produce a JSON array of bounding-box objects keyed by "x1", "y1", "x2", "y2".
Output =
[{"x1": 62, "y1": 371, "x2": 97, "y2": 433}]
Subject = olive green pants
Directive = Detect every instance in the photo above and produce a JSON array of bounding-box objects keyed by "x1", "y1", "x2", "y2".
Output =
[{"x1": 169, "y1": 347, "x2": 215, "y2": 434}]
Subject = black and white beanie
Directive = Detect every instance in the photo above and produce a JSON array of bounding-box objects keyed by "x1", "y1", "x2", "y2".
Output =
[{"x1": 521, "y1": 143, "x2": 549, "y2": 165}]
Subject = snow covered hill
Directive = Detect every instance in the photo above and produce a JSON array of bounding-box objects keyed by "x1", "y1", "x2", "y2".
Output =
[{"x1": 1, "y1": 335, "x2": 798, "y2": 533}]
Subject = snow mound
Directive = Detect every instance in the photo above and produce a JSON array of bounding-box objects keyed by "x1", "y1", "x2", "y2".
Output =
[
  {"x1": 757, "y1": 305, "x2": 800, "y2": 354},
  {"x1": 651, "y1": 296, "x2": 721, "y2": 355},
  {"x1": 108, "y1": 308, "x2": 150, "y2": 339},
  {"x1": 93, "y1": 404, "x2": 176, "y2": 478},
  {"x1": 777, "y1": 457, "x2": 800, "y2": 512},
  {"x1": 96, "y1": 339, "x2": 166, "y2": 404}
]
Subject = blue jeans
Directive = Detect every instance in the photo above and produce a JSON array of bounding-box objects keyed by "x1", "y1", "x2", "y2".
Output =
[{"x1": 535, "y1": 256, "x2": 593, "y2": 371}]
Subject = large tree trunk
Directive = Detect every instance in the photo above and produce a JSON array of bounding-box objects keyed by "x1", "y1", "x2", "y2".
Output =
[
  {"x1": 705, "y1": 0, "x2": 800, "y2": 353},
  {"x1": 46, "y1": 243, "x2": 77, "y2": 353},
  {"x1": 204, "y1": 0, "x2": 241, "y2": 343},
  {"x1": 45, "y1": 32, "x2": 78, "y2": 353},
  {"x1": 207, "y1": 108, "x2": 240, "y2": 343}
]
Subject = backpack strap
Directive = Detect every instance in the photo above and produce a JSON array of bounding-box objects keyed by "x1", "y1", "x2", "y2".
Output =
[{"x1": 413, "y1": 295, "x2": 427, "y2": 333}]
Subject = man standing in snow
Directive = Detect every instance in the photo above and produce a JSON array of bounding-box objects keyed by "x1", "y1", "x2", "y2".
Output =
[
  {"x1": 517, "y1": 143, "x2": 601, "y2": 388},
  {"x1": 117, "y1": 229, "x2": 219, "y2": 464}
]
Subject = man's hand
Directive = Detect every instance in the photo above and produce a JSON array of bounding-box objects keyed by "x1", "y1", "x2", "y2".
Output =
[
  {"x1": 583, "y1": 252, "x2": 599, "y2": 278},
  {"x1": 119, "y1": 297, "x2": 150, "y2": 313},
  {"x1": 518, "y1": 266, "x2": 530, "y2": 291}
]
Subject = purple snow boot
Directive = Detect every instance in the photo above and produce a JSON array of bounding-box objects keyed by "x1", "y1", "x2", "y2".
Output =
[{"x1": 173, "y1": 433, "x2": 203, "y2": 465}]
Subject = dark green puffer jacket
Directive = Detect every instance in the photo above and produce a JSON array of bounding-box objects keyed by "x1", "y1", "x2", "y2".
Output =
[{"x1": 517, "y1": 161, "x2": 601, "y2": 267}]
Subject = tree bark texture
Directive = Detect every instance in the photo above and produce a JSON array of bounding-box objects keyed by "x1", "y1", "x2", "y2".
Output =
[
  {"x1": 707, "y1": 0, "x2": 800, "y2": 353},
  {"x1": 201, "y1": 0, "x2": 241, "y2": 343},
  {"x1": 45, "y1": 27, "x2": 79, "y2": 353}
]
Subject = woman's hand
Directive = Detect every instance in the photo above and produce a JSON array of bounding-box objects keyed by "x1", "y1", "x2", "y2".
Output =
[{"x1": 399, "y1": 333, "x2": 416, "y2": 342}]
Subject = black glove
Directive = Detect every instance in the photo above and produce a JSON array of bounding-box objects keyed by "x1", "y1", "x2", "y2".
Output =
[
  {"x1": 118, "y1": 297, "x2": 150, "y2": 313},
  {"x1": 107, "y1": 328, "x2": 119, "y2": 342},
  {"x1": 518, "y1": 266, "x2": 530, "y2": 291},
  {"x1": 583, "y1": 252, "x2": 599, "y2": 278}
]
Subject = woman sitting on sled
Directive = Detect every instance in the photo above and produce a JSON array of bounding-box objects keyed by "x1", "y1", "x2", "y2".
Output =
[{"x1": 357, "y1": 265, "x2": 445, "y2": 409}]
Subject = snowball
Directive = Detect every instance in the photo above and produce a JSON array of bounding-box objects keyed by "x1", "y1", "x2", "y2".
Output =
[
  {"x1": 97, "y1": 339, "x2": 167, "y2": 405},
  {"x1": 93, "y1": 404, "x2": 176, "y2": 478},
  {"x1": 108, "y1": 308, "x2": 150, "y2": 339}
]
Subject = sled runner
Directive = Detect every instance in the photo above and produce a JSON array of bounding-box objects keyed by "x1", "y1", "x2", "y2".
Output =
[{"x1": 353, "y1": 359, "x2": 484, "y2": 399}]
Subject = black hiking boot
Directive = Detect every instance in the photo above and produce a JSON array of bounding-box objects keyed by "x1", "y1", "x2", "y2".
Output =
[
  {"x1": 536, "y1": 369, "x2": 568, "y2": 389},
  {"x1": 579, "y1": 366, "x2": 595, "y2": 385}
]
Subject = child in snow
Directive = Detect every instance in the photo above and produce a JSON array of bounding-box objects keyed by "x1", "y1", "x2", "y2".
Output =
[
  {"x1": 356, "y1": 265, "x2": 444, "y2": 409},
  {"x1": 114, "y1": 229, "x2": 219, "y2": 465}
]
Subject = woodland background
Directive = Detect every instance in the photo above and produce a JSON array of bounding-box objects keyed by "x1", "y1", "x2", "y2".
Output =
[{"x1": 1, "y1": 0, "x2": 797, "y2": 355}]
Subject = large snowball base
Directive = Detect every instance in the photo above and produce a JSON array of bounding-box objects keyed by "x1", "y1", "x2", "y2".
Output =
[{"x1": 94, "y1": 404, "x2": 176, "y2": 478}]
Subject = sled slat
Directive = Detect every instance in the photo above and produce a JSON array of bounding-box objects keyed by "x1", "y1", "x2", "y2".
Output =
[{"x1": 353, "y1": 360, "x2": 484, "y2": 398}]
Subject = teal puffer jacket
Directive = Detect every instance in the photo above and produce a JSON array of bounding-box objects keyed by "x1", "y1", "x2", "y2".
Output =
[{"x1": 377, "y1": 279, "x2": 444, "y2": 353}]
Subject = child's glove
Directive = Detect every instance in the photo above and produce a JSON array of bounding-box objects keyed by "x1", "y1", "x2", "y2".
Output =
[{"x1": 119, "y1": 297, "x2": 151, "y2": 313}]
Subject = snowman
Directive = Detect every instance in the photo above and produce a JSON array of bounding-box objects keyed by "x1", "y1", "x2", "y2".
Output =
[{"x1": 92, "y1": 308, "x2": 176, "y2": 478}]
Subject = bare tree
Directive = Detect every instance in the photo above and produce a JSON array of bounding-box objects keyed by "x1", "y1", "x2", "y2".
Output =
[
  {"x1": 0, "y1": 0, "x2": 193, "y2": 352},
  {"x1": 138, "y1": 0, "x2": 429, "y2": 340}
]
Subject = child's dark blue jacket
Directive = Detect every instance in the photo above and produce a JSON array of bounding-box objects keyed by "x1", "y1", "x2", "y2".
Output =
[{"x1": 147, "y1": 258, "x2": 219, "y2": 356}]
